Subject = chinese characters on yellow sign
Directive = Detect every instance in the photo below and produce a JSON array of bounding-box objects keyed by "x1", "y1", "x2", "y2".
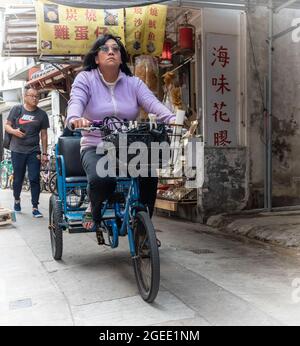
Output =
[
  {"x1": 125, "y1": 5, "x2": 167, "y2": 56},
  {"x1": 36, "y1": 0, "x2": 167, "y2": 56},
  {"x1": 36, "y1": 0, "x2": 125, "y2": 55}
]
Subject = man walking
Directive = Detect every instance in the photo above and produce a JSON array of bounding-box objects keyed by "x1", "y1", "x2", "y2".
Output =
[{"x1": 4, "y1": 86, "x2": 49, "y2": 217}]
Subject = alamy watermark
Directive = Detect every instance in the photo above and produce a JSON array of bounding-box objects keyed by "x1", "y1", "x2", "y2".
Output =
[{"x1": 94, "y1": 133, "x2": 203, "y2": 187}]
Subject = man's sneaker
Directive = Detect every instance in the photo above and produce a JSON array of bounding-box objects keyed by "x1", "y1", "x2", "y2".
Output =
[
  {"x1": 14, "y1": 201, "x2": 21, "y2": 212},
  {"x1": 32, "y1": 209, "x2": 43, "y2": 218}
]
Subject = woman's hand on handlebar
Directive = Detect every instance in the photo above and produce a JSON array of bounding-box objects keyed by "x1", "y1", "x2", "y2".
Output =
[{"x1": 70, "y1": 118, "x2": 91, "y2": 130}]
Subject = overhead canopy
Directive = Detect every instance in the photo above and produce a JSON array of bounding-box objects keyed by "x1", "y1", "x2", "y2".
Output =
[
  {"x1": 3, "y1": 0, "x2": 300, "y2": 57},
  {"x1": 50, "y1": 0, "x2": 170, "y2": 9},
  {"x1": 50, "y1": 0, "x2": 300, "y2": 11}
]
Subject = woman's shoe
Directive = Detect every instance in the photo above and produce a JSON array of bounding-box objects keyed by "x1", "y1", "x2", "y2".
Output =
[
  {"x1": 83, "y1": 205, "x2": 93, "y2": 230},
  {"x1": 93, "y1": 224, "x2": 105, "y2": 245}
]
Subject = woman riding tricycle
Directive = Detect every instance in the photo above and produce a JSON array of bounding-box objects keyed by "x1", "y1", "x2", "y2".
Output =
[{"x1": 50, "y1": 34, "x2": 176, "y2": 303}]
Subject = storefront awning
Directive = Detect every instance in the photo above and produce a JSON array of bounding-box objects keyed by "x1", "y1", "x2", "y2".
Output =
[
  {"x1": 3, "y1": 0, "x2": 300, "y2": 58},
  {"x1": 9, "y1": 62, "x2": 41, "y2": 81},
  {"x1": 52, "y1": 0, "x2": 169, "y2": 9},
  {"x1": 50, "y1": 0, "x2": 246, "y2": 10},
  {"x1": 25, "y1": 63, "x2": 81, "y2": 92},
  {"x1": 50, "y1": 0, "x2": 300, "y2": 11},
  {"x1": 51, "y1": 0, "x2": 170, "y2": 9}
]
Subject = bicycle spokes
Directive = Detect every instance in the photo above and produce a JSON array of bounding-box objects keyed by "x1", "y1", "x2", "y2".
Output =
[{"x1": 133, "y1": 211, "x2": 159, "y2": 302}]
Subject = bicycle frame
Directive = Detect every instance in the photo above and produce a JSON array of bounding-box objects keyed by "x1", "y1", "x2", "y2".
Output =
[
  {"x1": 101, "y1": 177, "x2": 145, "y2": 256},
  {"x1": 50, "y1": 121, "x2": 163, "y2": 302},
  {"x1": 0, "y1": 159, "x2": 13, "y2": 175},
  {"x1": 0, "y1": 158, "x2": 13, "y2": 188},
  {"x1": 55, "y1": 144, "x2": 87, "y2": 216},
  {"x1": 56, "y1": 141, "x2": 148, "y2": 257}
]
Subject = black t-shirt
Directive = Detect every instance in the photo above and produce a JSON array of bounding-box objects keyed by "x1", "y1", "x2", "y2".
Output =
[{"x1": 7, "y1": 105, "x2": 50, "y2": 154}]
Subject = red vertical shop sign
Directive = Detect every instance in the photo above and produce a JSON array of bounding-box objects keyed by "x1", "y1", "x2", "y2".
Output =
[{"x1": 206, "y1": 33, "x2": 238, "y2": 147}]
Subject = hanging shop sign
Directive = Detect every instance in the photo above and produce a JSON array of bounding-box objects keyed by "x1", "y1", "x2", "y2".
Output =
[
  {"x1": 206, "y1": 33, "x2": 238, "y2": 147},
  {"x1": 125, "y1": 5, "x2": 167, "y2": 56},
  {"x1": 36, "y1": 0, "x2": 167, "y2": 56},
  {"x1": 35, "y1": 0, "x2": 125, "y2": 55}
]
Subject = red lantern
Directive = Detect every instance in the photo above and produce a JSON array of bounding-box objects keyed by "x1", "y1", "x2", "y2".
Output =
[
  {"x1": 179, "y1": 27, "x2": 194, "y2": 50},
  {"x1": 161, "y1": 39, "x2": 172, "y2": 65},
  {"x1": 178, "y1": 14, "x2": 195, "y2": 54}
]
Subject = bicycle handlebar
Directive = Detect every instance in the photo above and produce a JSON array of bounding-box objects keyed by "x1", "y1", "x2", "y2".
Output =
[{"x1": 70, "y1": 119, "x2": 182, "y2": 133}]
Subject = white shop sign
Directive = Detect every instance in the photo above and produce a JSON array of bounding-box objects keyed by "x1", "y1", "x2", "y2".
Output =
[{"x1": 206, "y1": 33, "x2": 238, "y2": 147}]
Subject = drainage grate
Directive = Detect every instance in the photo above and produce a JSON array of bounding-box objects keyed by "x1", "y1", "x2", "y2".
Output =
[{"x1": 189, "y1": 249, "x2": 214, "y2": 255}]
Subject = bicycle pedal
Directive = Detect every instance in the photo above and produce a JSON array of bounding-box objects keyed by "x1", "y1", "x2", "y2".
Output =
[{"x1": 96, "y1": 229, "x2": 105, "y2": 245}]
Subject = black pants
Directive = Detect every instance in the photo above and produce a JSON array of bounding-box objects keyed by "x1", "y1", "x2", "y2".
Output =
[
  {"x1": 81, "y1": 148, "x2": 158, "y2": 224},
  {"x1": 11, "y1": 151, "x2": 41, "y2": 208}
]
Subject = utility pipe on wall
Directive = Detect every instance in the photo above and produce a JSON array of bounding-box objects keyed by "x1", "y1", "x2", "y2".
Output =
[{"x1": 267, "y1": 0, "x2": 273, "y2": 211}]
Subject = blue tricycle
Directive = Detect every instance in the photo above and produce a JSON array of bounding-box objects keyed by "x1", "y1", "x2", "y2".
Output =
[{"x1": 48, "y1": 119, "x2": 171, "y2": 303}]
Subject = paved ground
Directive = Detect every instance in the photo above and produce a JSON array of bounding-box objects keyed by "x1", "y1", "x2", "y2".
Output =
[
  {"x1": 208, "y1": 210, "x2": 300, "y2": 249},
  {"x1": 1, "y1": 189, "x2": 300, "y2": 326}
]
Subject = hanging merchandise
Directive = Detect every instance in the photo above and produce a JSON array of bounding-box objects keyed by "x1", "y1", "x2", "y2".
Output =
[
  {"x1": 178, "y1": 13, "x2": 195, "y2": 55},
  {"x1": 162, "y1": 71, "x2": 183, "y2": 113},
  {"x1": 134, "y1": 55, "x2": 159, "y2": 121},
  {"x1": 162, "y1": 71, "x2": 175, "y2": 112},
  {"x1": 135, "y1": 55, "x2": 159, "y2": 94}
]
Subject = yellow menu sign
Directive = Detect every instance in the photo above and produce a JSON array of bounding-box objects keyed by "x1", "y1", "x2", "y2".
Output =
[
  {"x1": 125, "y1": 5, "x2": 167, "y2": 56},
  {"x1": 36, "y1": 0, "x2": 125, "y2": 55}
]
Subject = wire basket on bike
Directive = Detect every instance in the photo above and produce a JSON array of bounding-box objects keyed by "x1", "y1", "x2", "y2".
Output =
[
  {"x1": 72, "y1": 116, "x2": 184, "y2": 177},
  {"x1": 101, "y1": 118, "x2": 179, "y2": 173}
]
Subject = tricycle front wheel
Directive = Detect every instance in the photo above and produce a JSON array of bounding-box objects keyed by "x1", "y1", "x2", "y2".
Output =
[
  {"x1": 132, "y1": 211, "x2": 160, "y2": 303},
  {"x1": 49, "y1": 194, "x2": 63, "y2": 260}
]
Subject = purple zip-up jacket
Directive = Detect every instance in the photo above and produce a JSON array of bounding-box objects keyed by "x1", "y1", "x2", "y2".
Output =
[{"x1": 67, "y1": 69, "x2": 175, "y2": 150}]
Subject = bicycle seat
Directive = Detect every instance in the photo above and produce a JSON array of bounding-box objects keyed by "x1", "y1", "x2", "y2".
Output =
[{"x1": 58, "y1": 136, "x2": 87, "y2": 183}]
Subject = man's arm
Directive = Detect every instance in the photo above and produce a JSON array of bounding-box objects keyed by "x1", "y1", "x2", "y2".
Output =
[
  {"x1": 4, "y1": 121, "x2": 25, "y2": 138},
  {"x1": 40, "y1": 129, "x2": 48, "y2": 163},
  {"x1": 5, "y1": 105, "x2": 25, "y2": 138}
]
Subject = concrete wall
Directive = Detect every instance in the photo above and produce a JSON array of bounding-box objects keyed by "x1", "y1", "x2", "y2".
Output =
[
  {"x1": 200, "y1": 147, "x2": 247, "y2": 217},
  {"x1": 247, "y1": 6, "x2": 300, "y2": 207},
  {"x1": 169, "y1": 147, "x2": 247, "y2": 223},
  {"x1": 0, "y1": 57, "x2": 26, "y2": 92}
]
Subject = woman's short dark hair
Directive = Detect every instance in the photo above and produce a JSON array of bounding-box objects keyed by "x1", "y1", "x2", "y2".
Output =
[{"x1": 83, "y1": 34, "x2": 132, "y2": 76}]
